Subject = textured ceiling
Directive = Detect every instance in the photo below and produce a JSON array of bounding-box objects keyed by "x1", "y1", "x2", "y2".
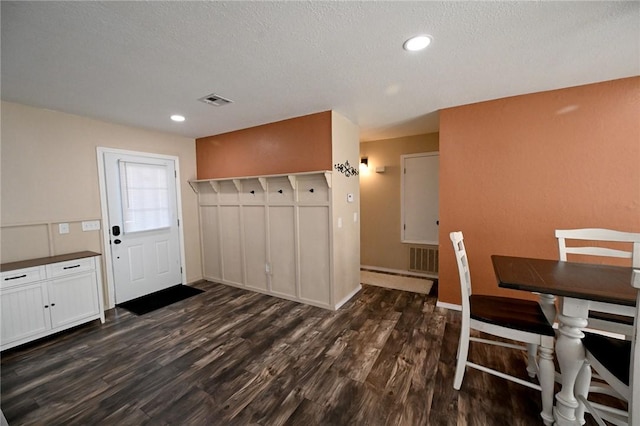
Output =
[{"x1": 2, "y1": 1, "x2": 639, "y2": 141}]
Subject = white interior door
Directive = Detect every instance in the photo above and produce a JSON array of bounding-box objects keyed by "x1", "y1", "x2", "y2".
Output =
[
  {"x1": 103, "y1": 152, "x2": 182, "y2": 303},
  {"x1": 402, "y1": 152, "x2": 439, "y2": 244}
]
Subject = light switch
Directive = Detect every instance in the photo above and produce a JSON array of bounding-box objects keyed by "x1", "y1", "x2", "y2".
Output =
[
  {"x1": 353, "y1": 212, "x2": 358, "y2": 222},
  {"x1": 338, "y1": 217, "x2": 343, "y2": 228},
  {"x1": 58, "y1": 223, "x2": 70, "y2": 234},
  {"x1": 82, "y1": 220, "x2": 101, "y2": 231}
]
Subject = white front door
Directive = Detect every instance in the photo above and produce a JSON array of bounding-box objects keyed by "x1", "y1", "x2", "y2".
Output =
[{"x1": 103, "y1": 152, "x2": 182, "y2": 303}]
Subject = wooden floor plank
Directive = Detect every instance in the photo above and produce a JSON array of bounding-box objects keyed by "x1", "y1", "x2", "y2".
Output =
[{"x1": 0, "y1": 281, "x2": 601, "y2": 425}]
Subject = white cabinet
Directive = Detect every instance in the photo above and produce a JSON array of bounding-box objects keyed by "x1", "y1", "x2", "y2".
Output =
[
  {"x1": 1, "y1": 252, "x2": 104, "y2": 350},
  {"x1": 192, "y1": 171, "x2": 335, "y2": 309},
  {"x1": 0, "y1": 281, "x2": 50, "y2": 345}
]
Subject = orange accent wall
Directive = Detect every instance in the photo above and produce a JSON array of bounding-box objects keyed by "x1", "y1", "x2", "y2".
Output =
[
  {"x1": 196, "y1": 111, "x2": 332, "y2": 179},
  {"x1": 439, "y1": 77, "x2": 640, "y2": 305}
]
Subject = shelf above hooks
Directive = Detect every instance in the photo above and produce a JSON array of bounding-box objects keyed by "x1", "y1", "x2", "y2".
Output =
[{"x1": 188, "y1": 170, "x2": 332, "y2": 194}]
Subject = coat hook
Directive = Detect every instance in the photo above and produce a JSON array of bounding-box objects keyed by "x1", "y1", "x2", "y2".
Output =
[
  {"x1": 278, "y1": 189, "x2": 283, "y2": 194},
  {"x1": 309, "y1": 188, "x2": 314, "y2": 193},
  {"x1": 250, "y1": 190, "x2": 255, "y2": 194}
]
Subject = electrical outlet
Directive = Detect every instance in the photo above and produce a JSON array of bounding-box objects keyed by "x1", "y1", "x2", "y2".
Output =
[
  {"x1": 82, "y1": 220, "x2": 101, "y2": 231},
  {"x1": 58, "y1": 223, "x2": 70, "y2": 234}
]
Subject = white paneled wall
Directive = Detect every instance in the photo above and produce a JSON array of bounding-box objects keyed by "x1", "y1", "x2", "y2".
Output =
[{"x1": 192, "y1": 172, "x2": 335, "y2": 309}]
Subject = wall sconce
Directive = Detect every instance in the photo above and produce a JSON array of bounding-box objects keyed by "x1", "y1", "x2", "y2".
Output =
[{"x1": 360, "y1": 157, "x2": 369, "y2": 172}]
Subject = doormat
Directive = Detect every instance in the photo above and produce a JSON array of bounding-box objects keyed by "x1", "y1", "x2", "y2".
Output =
[
  {"x1": 361, "y1": 270, "x2": 433, "y2": 295},
  {"x1": 116, "y1": 285, "x2": 204, "y2": 316}
]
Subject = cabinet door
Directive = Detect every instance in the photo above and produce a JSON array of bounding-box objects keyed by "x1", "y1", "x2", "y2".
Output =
[
  {"x1": 299, "y1": 206, "x2": 331, "y2": 304},
  {"x1": 1, "y1": 283, "x2": 50, "y2": 347},
  {"x1": 48, "y1": 272, "x2": 99, "y2": 329},
  {"x1": 200, "y1": 206, "x2": 222, "y2": 280},
  {"x1": 243, "y1": 206, "x2": 267, "y2": 291},
  {"x1": 268, "y1": 206, "x2": 296, "y2": 296},
  {"x1": 220, "y1": 206, "x2": 243, "y2": 285}
]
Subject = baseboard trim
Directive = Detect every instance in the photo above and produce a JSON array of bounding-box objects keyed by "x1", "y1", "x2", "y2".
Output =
[
  {"x1": 360, "y1": 265, "x2": 437, "y2": 279},
  {"x1": 436, "y1": 301, "x2": 461, "y2": 311},
  {"x1": 334, "y1": 284, "x2": 362, "y2": 310},
  {"x1": 201, "y1": 276, "x2": 332, "y2": 310}
]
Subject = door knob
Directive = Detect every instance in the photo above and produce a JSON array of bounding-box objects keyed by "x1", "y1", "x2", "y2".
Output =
[{"x1": 114, "y1": 239, "x2": 122, "y2": 244}]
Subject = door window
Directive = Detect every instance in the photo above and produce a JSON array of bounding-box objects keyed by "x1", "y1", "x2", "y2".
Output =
[{"x1": 119, "y1": 161, "x2": 171, "y2": 234}]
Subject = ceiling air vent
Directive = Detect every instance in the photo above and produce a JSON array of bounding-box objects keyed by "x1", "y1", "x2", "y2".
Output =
[{"x1": 198, "y1": 93, "x2": 233, "y2": 107}]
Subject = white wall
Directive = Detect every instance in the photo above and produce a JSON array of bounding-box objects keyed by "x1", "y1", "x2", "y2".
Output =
[
  {"x1": 0, "y1": 102, "x2": 202, "y2": 304},
  {"x1": 331, "y1": 111, "x2": 361, "y2": 305}
]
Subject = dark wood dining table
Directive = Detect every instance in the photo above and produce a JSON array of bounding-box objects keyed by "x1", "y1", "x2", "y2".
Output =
[{"x1": 491, "y1": 255, "x2": 635, "y2": 426}]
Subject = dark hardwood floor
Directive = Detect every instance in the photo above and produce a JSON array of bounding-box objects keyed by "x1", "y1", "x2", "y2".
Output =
[{"x1": 1, "y1": 281, "x2": 596, "y2": 425}]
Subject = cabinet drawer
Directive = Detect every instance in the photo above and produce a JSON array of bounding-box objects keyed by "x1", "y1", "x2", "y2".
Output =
[
  {"x1": 1, "y1": 266, "x2": 45, "y2": 288},
  {"x1": 46, "y1": 257, "x2": 95, "y2": 278}
]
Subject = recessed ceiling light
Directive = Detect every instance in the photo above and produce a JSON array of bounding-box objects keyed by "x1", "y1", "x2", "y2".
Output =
[
  {"x1": 403, "y1": 35, "x2": 432, "y2": 52},
  {"x1": 170, "y1": 114, "x2": 185, "y2": 122}
]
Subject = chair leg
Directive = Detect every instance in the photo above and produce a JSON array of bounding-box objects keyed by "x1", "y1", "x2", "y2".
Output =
[
  {"x1": 538, "y1": 293, "x2": 557, "y2": 327},
  {"x1": 454, "y1": 323, "x2": 470, "y2": 390},
  {"x1": 526, "y1": 343, "x2": 538, "y2": 378},
  {"x1": 574, "y1": 360, "x2": 592, "y2": 425},
  {"x1": 538, "y1": 343, "x2": 555, "y2": 426}
]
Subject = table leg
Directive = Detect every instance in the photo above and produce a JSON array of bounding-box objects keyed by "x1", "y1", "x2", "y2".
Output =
[{"x1": 553, "y1": 309, "x2": 588, "y2": 426}]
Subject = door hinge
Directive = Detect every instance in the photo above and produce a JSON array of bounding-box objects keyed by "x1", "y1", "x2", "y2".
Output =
[
  {"x1": 174, "y1": 170, "x2": 177, "y2": 178},
  {"x1": 177, "y1": 219, "x2": 180, "y2": 227},
  {"x1": 180, "y1": 267, "x2": 183, "y2": 274},
  {"x1": 404, "y1": 224, "x2": 406, "y2": 230}
]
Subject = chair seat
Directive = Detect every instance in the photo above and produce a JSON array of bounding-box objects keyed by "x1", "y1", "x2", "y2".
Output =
[
  {"x1": 583, "y1": 331, "x2": 631, "y2": 386},
  {"x1": 470, "y1": 295, "x2": 555, "y2": 336}
]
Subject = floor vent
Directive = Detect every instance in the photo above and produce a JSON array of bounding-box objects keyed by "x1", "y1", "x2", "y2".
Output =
[{"x1": 409, "y1": 246, "x2": 439, "y2": 274}]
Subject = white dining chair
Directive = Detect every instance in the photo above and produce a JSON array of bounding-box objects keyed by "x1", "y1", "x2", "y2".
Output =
[
  {"x1": 450, "y1": 231, "x2": 556, "y2": 425},
  {"x1": 556, "y1": 228, "x2": 640, "y2": 338},
  {"x1": 576, "y1": 269, "x2": 640, "y2": 426}
]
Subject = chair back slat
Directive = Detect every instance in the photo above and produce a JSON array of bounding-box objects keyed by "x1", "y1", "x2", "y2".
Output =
[
  {"x1": 450, "y1": 231, "x2": 472, "y2": 310},
  {"x1": 556, "y1": 228, "x2": 640, "y2": 339},
  {"x1": 560, "y1": 246, "x2": 632, "y2": 259},
  {"x1": 556, "y1": 228, "x2": 640, "y2": 268}
]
